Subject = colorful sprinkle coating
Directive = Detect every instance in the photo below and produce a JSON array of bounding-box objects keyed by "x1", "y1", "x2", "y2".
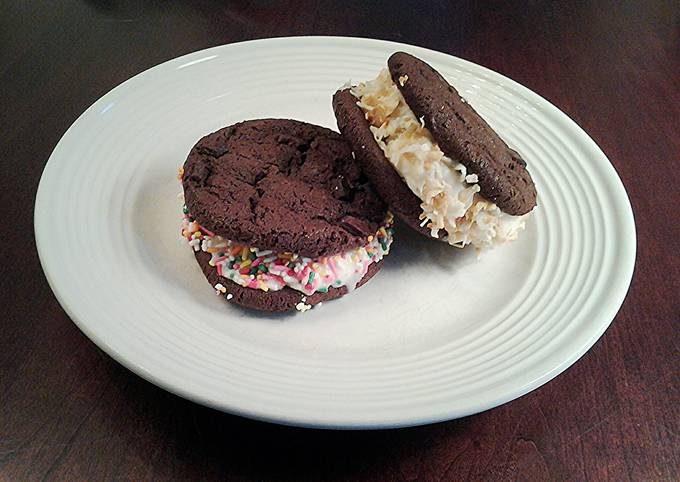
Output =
[{"x1": 181, "y1": 206, "x2": 394, "y2": 296}]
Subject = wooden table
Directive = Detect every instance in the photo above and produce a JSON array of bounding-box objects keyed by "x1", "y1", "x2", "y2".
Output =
[{"x1": 2, "y1": 1, "x2": 678, "y2": 480}]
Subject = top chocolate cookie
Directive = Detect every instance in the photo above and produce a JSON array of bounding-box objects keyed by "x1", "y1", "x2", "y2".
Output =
[
  {"x1": 182, "y1": 119, "x2": 387, "y2": 258},
  {"x1": 387, "y1": 52, "x2": 536, "y2": 215}
]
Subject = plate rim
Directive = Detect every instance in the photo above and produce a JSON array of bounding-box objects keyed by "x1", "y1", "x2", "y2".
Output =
[{"x1": 35, "y1": 36, "x2": 637, "y2": 429}]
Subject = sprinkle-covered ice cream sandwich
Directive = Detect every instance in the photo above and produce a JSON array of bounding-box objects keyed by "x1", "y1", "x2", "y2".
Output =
[
  {"x1": 180, "y1": 119, "x2": 393, "y2": 312},
  {"x1": 333, "y1": 52, "x2": 537, "y2": 252}
]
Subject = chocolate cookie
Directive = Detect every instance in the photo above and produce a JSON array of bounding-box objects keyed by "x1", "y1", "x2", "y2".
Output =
[
  {"x1": 332, "y1": 89, "x2": 430, "y2": 237},
  {"x1": 387, "y1": 52, "x2": 536, "y2": 215},
  {"x1": 182, "y1": 119, "x2": 386, "y2": 258},
  {"x1": 181, "y1": 119, "x2": 392, "y2": 312}
]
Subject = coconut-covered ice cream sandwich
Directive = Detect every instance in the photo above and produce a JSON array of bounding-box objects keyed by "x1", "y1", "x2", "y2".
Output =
[
  {"x1": 180, "y1": 119, "x2": 393, "y2": 312},
  {"x1": 333, "y1": 52, "x2": 537, "y2": 252}
]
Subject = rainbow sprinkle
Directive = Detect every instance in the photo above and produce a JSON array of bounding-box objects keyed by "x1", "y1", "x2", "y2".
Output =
[{"x1": 181, "y1": 206, "x2": 393, "y2": 296}]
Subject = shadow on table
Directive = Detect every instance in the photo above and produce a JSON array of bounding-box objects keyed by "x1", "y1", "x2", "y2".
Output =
[
  {"x1": 176, "y1": 400, "x2": 468, "y2": 479},
  {"x1": 105, "y1": 362, "x2": 477, "y2": 480}
]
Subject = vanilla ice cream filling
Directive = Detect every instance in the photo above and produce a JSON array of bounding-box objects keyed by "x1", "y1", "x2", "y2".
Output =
[
  {"x1": 181, "y1": 209, "x2": 394, "y2": 296},
  {"x1": 351, "y1": 69, "x2": 527, "y2": 251}
]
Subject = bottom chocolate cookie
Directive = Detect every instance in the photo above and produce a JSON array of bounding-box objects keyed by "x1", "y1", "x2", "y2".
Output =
[{"x1": 333, "y1": 88, "x2": 431, "y2": 238}]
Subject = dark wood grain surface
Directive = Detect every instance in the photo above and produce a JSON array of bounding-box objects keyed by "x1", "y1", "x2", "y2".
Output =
[{"x1": 2, "y1": 1, "x2": 679, "y2": 480}]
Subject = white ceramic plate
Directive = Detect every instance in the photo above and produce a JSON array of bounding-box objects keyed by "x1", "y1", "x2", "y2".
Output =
[{"x1": 35, "y1": 37, "x2": 635, "y2": 429}]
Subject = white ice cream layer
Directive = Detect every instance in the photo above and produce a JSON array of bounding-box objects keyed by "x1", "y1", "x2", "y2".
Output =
[{"x1": 351, "y1": 69, "x2": 527, "y2": 252}]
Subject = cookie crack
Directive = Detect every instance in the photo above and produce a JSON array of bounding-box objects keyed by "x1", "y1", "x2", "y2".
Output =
[
  {"x1": 294, "y1": 135, "x2": 315, "y2": 169},
  {"x1": 248, "y1": 197, "x2": 257, "y2": 224}
]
